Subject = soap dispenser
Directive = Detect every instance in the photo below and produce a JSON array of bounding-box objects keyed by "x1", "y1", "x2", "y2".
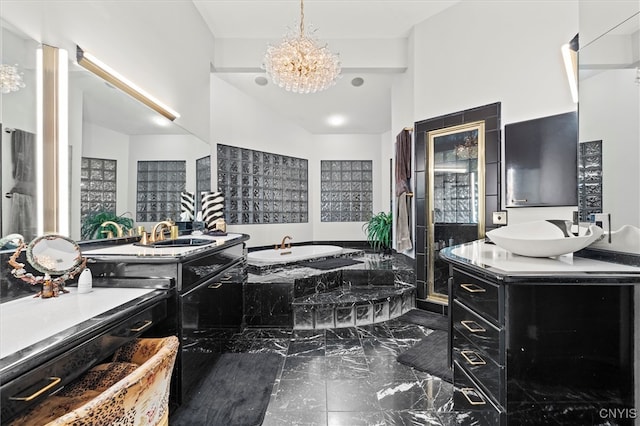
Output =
[{"x1": 77, "y1": 268, "x2": 93, "y2": 293}]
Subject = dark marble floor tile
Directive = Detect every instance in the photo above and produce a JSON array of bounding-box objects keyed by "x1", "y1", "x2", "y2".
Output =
[
  {"x1": 280, "y1": 356, "x2": 326, "y2": 381},
  {"x1": 437, "y1": 411, "x2": 501, "y2": 426},
  {"x1": 328, "y1": 410, "x2": 386, "y2": 425},
  {"x1": 326, "y1": 379, "x2": 381, "y2": 412},
  {"x1": 361, "y1": 338, "x2": 401, "y2": 358},
  {"x1": 246, "y1": 327, "x2": 293, "y2": 339},
  {"x1": 372, "y1": 380, "x2": 431, "y2": 411},
  {"x1": 292, "y1": 329, "x2": 326, "y2": 340},
  {"x1": 249, "y1": 338, "x2": 289, "y2": 356},
  {"x1": 417, "y1": 376, "x2": 455, "y2": 412},
  {"x1": 357, "y1": 323, "x2": 394, "y2": 339},
  {"x1": 269, "y1": 378, "x2": 327, "y2": 412},
  {"x1": 326, "y1": 327, "x2": 360, "y2": 340},
  {"x1": 288, "y1": 339, "x2": 326, "y2": 357},
  {"x1": 219, "y1": 337, "x2": 253, "y2": 353},
  {"x1": 367, "y1": 355, "x2": 417, "y2": 382},
  {"x1": 262, "y1": 409, "x2": 328, "y2": 426},
  {"x1": 382, "y1": 410, "x2": 444, "y2": 425},
  {"x1": 325, "y1": 355, "x2": 370, "y2": 379},
  {"x1": 326, "y1": 339, "x2": 365, "y2": 357}
]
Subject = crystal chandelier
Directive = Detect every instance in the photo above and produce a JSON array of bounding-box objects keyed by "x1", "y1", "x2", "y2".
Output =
[
  {"x1": 263, "y1": 0, "x2": 341, "y2": 94},
  {"x1": 0, "y1": 64, "x2": 26, "y2": 94}
]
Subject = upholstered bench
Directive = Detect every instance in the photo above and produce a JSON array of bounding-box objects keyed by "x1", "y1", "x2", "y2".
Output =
[{"x1": 9, "y1": 336, "x2": 179, "y2": 426}]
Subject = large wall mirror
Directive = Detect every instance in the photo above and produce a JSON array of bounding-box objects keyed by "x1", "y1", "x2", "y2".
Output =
[
  {"x1": 578, "y1": 6, "x2": 640, "y2": 252},
  {"x1": 68, "y1": 53, "x2": 210, "y2": 241},
  {"x1": 1, "y1": 14, "x2": 211, "y2": 246},
  {"x1": 0, "y1": 20, "x2": 39, "y2": 243}
]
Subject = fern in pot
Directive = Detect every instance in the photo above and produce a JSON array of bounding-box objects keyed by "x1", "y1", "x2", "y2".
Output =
[
  {"x1": 81, "y1": 212, "x2": 134, "y2": 241},
  {"x1": 363, "y1": 211, "x2": 392, "y2": 254}
]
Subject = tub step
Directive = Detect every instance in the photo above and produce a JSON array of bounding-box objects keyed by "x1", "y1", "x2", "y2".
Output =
[{"x1": 292, "y1": 284, "x2": 416, "y2": 330}]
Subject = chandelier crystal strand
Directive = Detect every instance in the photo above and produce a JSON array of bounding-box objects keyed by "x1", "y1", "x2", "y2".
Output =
[
  {"x1": 0, "y1": 64, "x2": 26, "y2": 94},
  {"x1": 263, "y1": 0, "x2": 341, "y2": 94}
]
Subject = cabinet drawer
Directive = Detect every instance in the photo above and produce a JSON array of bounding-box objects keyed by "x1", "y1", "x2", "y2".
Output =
[
  {"x1": 452, "y1": 300, "x2": 502, "y2": 363},
  {"x1": 453, "y1": 330, "x2": 504, "y2": 405},
  {"x1": 453, "y1": 270, "x2": 500, "y2": 324},
  {"x1": 453, "y1": 361, "x2": 503, "y2": 424}
]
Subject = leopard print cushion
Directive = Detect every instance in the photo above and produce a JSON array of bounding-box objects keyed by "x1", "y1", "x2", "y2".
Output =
[{"x1": 9, "y1": 336, "x2": 179, "y2": 426}]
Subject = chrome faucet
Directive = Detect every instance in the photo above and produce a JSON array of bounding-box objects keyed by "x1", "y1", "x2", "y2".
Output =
[
  {"x1": 275, "y1": 235, "x2": 292, "y2": 250},
  {"x1": 150, "y1": 220, "x2": 174, "y2": 242},
  {"x1": 100, "y1": 221, "x2": 124, "y2": 238}
]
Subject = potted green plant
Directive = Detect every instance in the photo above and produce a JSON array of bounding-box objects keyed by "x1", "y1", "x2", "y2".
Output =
[
  {"x1": 81, "y1": 212, "x2": 134, "y2": 240},
  {"x1": 363, "y1": 211, "x2": 392, "y2": 253}
]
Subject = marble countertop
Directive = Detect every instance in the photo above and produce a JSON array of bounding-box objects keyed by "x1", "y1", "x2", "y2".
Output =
[
  {"x1": 440, "y1": 240, "x2": 640, "y2": 283},
  {"x1": 0, "y1": 287, "x2": 168, "y2": 382},
  {"x1": 82, "y1": 233, "x2": 247, "y2": 261}
]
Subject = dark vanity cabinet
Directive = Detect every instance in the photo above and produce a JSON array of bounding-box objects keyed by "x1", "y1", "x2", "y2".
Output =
[{"x1": 449, "y1": 266, "x2": 635, "y2": 425}]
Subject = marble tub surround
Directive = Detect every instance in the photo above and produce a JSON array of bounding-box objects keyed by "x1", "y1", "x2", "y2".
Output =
[
  {"x1": 248, "y1": 247, "x2": 364, "y2": 274},
  {"x1": 245, "y1": 253, "x2": 416, "y2": 328}
]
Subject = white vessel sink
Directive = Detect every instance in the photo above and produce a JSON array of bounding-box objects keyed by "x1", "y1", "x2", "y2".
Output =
[{"x1": 486, "y1": 220, "x2": 603, "y2": 257}]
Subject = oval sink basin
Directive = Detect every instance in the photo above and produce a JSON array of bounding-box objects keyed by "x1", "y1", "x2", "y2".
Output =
[
  {"x1": 135, "y1": 238, "x2": 213, "y2": 248},
  {"x1": 486, "y1": 220, "x2": 603, "y2": 257}
]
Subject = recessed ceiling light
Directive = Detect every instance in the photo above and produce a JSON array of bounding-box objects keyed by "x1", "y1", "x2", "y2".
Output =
[
  {"x1": 327, "y1": 114, "x2": 346, "y2": 127},
  {"x1": 351, "y1": 77, "x2": 364, "y2": 87},
  {"x1": 255, "y1": 76, "x2": 268, "y2": 86}
]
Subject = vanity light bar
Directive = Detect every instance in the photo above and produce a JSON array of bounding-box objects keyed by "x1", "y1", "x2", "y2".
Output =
[
  {"x1": 76, "y1": 46, "x2": 180, "y2": 121},
  {"x1": 561, "y1": 43, "x2": 578, "y2": 103}
]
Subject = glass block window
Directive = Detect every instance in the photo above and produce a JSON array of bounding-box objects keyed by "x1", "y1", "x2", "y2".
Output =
[
  {"x1": 196, "y1": 155, "x2": 211, "y2": 197},
  {"x1": 217, "y1": 144, "x2": 308, "y2": 224},
  {"x1": 136, "y1": 160, "x2": 186, "y2": 222},
  {"x1": 578, "y1": 140, "x2": 603, "y2": 222},
  {"x1": 320, "y1": 160, "x2": 373, "y2": 222},
  {"x1": 80, "y1": 157, "x2": 117, "y2": 221}
]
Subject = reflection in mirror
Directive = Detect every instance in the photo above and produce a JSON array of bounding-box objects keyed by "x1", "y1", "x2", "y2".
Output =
[
  {"x1": 427, "y1": 121, "x2": 485, "y2": 301},
  {"x1": 9, "y1": 234, "x2": 86, "y2": 298},
  {"x1": 0, "y1": 20, "x2": 39, "y2": 244},
  {"x1": 578, "y1": 11, "x2": 640, "y2": 246},
  {"x1": 27, "y1": 234, "x2": 83, "y2": 275},
  {"x1": 68, "y1": 54, "x2": 210, "y2": 241}
]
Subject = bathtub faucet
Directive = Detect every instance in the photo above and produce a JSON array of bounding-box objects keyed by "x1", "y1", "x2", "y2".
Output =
[{"x1": 276, "y1": 235, "x2": 292, "y2": 250}]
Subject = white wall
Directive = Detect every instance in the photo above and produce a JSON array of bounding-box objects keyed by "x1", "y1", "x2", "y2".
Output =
[
  {"x1": 0, "y1": 1, "x2": 215, "y2": 142},
  {"x1": 211, "y1": 75, "x2": 389, "y2": 248},
  {"x1": 411, "y1": 0, "x2": 579, "y2": 226},
  {"x1": 580, "y1": 69, "x2": 640, "y2": 230}
]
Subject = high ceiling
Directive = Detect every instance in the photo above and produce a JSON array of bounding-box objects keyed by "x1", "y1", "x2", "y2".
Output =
[{"x1": 193, "y1": 0, "x2": 462, "y2": 134}]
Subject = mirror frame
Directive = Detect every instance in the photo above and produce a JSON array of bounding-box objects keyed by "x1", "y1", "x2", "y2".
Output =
[
  {"x1": 26, "y1": 233, "x2": 83, "y2": 275},
  {"x1": 427, "y1": 121, "x2": 486, "y2": 302}
]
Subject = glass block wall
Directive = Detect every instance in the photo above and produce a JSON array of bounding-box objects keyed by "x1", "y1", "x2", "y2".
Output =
[
  {"x1": 578, "y1": 140, "x2": 603, "y2": 222},
  {"x1": 320, "y1": 160, "x2": 373, "y2": 222},
  {"x1": 217, "y1": 144, "x2": 308, "y2": 224},
  {"x1": 80, "y1": 157, "x2": 117, "y2": 221},
  {"x1": 196, "y1": 155, "x2": 211, "y2": 197},
  {"x1": 136, "y1": 160, "x2": 186, "y2": 222}
]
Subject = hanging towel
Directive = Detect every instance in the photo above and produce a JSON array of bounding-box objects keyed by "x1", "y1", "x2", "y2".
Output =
[
  {"x1": 395, "y1": 129, "x2": 412, "y2": 196},
  {"x1": 396, "y1": 192, "x2": 412, "y2": 252}
]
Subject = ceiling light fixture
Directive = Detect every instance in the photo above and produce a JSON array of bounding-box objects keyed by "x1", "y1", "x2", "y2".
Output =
[
  {"x1": 263, "y1": 0, "x2": 341, "y2": 94},
  {"x1": 0, "y1": 63, "x2": 26, "y2": 94},
  {"x1": 76, "y1": 46, "x2": 180, "y2": 121}
]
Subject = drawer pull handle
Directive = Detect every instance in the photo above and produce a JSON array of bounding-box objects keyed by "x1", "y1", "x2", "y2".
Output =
[
  {"x1": 9, "y1": 377, "x2": 61, "y2": 401},
  {"x1": 460, "y1": 283, "x2": 485, "y2": 293},
  {"x1": 461, "y1": 320, "x2": 486, "y2": 333},
  {"x1": 130, "y1": 320, "x2": 153, "y2": 332},
  {"x1": 461, "y1": 350, "x2": 486, "y2": 366},
  {"x1": 221, "y1": 274, "x2": 232, "y2": 281},
  {"x1": 460, "y1": 387, "x2": 487, "y2": 406},
  {"x1": 208, "y1": 282, "x2": 223, "y2": 289}
]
